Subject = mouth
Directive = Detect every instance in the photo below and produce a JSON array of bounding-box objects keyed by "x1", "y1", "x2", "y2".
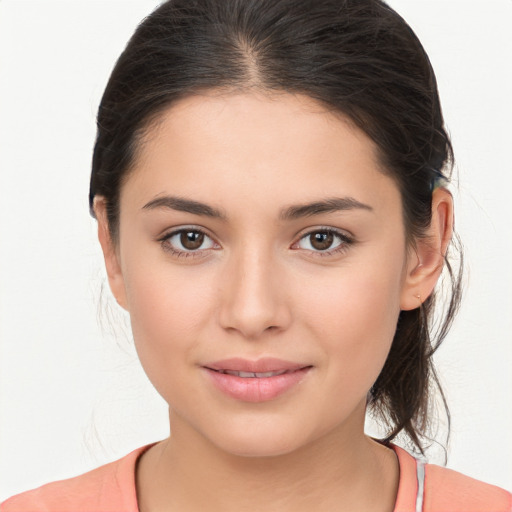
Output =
[
  {"x1": 209, "y1": 369, "x2": 295, "y2": 378},
  {"x1": 202, "y1": 358, "x2": 313, "y2": 402},
  {"x1": 203, "y1": 357, "x2": 309, "y2": 374}
]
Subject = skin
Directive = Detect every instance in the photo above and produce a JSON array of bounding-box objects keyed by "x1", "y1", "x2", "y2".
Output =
[{"x1": 95, "y1": 91, "x2": 453, "y2": 512}]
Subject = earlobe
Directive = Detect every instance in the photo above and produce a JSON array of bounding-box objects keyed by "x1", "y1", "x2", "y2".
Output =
[
  {"x1": 400, "y1": 187, "x2": 454, "y2": 311},
  {"x1": 93, "y1": 197, "x2": 128, "y2": 311}
]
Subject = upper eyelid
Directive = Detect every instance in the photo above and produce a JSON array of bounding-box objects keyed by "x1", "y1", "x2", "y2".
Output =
[
  {"x1": 159, "y1": 225, "x2": 353, "y2": 250},
  {"x1": 157, "y1": 228, "x2": 217, "y2": 260},
  {"x1": 292, "y1": 228, "x2": 354, "y2": 253},
  {"x1": 158, "y1": 225, "x2": 216, "y2": 241},
  {"x1": 159, "y1": 225, "x2": 351, "y2": 238},
  {"x1": 295, "y1": 225, "x2": 354, "y2": 240}
]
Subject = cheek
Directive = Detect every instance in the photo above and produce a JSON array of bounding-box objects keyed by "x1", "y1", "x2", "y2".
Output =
[
  {"x1": 123, "y1": 230, "x2": 215, "y2": 328},
  {"x1": 299, "y1": 262, "x2": 404, "y2": 389},
  {"x1": 122, "y1": 256, "x2": 217, "y2": 391}
]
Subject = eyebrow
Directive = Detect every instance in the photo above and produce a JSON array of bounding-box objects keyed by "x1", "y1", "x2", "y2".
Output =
[
  {"x1": 280, "y1": 197, "x2": 373, "y2": 220},
  {"x1": 142, "y1": 195, "x2": 373, "y2": 220},
  {"x1": 143, "y1": 195, "x2": 227, "y2": 219}
]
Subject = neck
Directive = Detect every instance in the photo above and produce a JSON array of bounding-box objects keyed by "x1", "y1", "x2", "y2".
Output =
[{"x1": 136, "y1": 409, "x2": 398, "y2": 512}]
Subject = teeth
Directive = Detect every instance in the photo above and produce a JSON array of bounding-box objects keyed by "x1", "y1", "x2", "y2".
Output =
[
  {"x1": 220, "y1": 369, "x2": 289, "y2": 378},
  {"x1": 239, "y1": 371, "x2": 257, "y2": 378},
  {"x1": 256, "y1": 370, "x2": 288, "y2": 377}
]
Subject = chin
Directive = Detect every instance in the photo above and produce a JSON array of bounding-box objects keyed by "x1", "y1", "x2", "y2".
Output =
[
  {"x1": 200, "y1": 415, "x2": 322, "y2": 459},
  {"x1": 213, "y1": 432, "x2": 305, "y2": 458}
]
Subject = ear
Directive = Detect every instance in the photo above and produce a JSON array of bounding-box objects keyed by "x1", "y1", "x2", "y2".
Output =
[
  {"x1": 93, "y1": 197, "x2": 128, "y2": 310},
  {"x1": 400, "y1": 187, "x2": 454, "y2": 311}
]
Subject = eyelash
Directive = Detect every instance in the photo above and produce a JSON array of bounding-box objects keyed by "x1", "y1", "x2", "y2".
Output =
[
  {"x1": 294, "y1": 227, "x2": 354, "y2": 257},
  {"x1": 157, "y1": 226, "x2": 354, "y2": 259}
]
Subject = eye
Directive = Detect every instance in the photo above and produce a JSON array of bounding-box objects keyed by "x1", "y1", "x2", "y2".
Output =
[
  {"x1": 294, "y1": 228, "x2": 353, "y2": 256},
  {"x1": 159, "y1": 228, "x2": 217, "y2": 258}
]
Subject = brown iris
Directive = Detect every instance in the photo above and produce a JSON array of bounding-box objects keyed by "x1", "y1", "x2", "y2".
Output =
[
  {"x1": 309, "y1": 231, "x2": 334, "y2": 251},
  {"x1": 180, "y1": 231, "x2": 204, "y2": 250}
]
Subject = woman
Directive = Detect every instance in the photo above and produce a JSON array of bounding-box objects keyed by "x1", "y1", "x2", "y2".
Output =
[{"x1": 2, "y1": 0, "x2": 511, "y2": 510}]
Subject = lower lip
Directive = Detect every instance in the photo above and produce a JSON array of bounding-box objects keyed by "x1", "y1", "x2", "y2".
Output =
[{"x1": 203, "y1": 367, "x2": 312, "y2": 402}]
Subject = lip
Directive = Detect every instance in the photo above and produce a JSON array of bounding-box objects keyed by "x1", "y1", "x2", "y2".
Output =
[
  {"x1": 203, "y1": 357, "x2": 308, "y2": 373},
  {"x1": 202, "y1": 358, "x2": 312, "y2": 402}
]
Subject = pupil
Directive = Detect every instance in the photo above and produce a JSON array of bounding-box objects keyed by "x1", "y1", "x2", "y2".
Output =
[
  {"x1": 311, "y1": 232, "x2": 333, "y2": 250},
  {"x1": 181, "y1": 231, "x2": 204, "y2": 250}
]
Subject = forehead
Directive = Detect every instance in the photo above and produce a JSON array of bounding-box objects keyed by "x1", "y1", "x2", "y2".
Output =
[
  {"x1": 140, "y1": 91, "x2": 376, "y2": 164},
  {"x1": 123, "y1": 91, "x2": 401, "y2": 219}
]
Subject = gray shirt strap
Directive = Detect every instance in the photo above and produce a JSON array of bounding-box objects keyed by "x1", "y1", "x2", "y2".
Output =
[{"x1": 415, "y1": 459, "x2": 426, "y2": 512}]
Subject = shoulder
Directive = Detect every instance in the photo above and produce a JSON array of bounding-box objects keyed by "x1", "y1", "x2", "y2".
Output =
[
  {"x1": 424, "y1": 463, "x2": 512, "y2": 512},
  {"x1": 0, "y1": 444, "x2": 153, "y2": 512},
  {"x1": 392, "y1": 444, "x2": 512, "y2": 512}
]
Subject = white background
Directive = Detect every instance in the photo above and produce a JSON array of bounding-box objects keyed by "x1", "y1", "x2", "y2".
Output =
[{"x1": 0, "y1": 0, "x2": 511, "y2": 500}]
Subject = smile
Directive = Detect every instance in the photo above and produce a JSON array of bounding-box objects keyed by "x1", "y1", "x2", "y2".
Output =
[
  {"x1": 213, "y1": 369, "x2": 290, "y2": 378},
  {"x1": 202, "y1": 358, "x2": 312, "y2": 402}
]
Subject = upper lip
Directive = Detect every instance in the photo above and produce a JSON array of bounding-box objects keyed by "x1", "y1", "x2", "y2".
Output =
[{"x1": 203, "y1": 357, "x2": 310, "y2": 373}]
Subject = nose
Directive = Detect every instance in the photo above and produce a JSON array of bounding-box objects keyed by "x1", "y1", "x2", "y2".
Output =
[{"x1": 218, "y1": 247, "x2": 291, "y2": 340}]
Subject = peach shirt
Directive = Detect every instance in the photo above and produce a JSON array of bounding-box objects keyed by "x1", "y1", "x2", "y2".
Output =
[{"x1": 2, "y1": 444, "x2": 511, "y2": 511}]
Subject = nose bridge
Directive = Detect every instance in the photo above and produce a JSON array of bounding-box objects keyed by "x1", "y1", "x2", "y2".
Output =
[{"x1": 218, "y1": 240, "x2": 289, "y2": 339}]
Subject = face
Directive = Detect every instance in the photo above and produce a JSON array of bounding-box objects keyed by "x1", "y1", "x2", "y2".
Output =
[{"x1": 101, "y1": 92, "x2": 419, "y2": 457}]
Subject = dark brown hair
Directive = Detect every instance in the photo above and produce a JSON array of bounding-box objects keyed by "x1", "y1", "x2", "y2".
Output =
[{"x1": 89, "y1": 0, "x2": 463, "y2": 456}]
